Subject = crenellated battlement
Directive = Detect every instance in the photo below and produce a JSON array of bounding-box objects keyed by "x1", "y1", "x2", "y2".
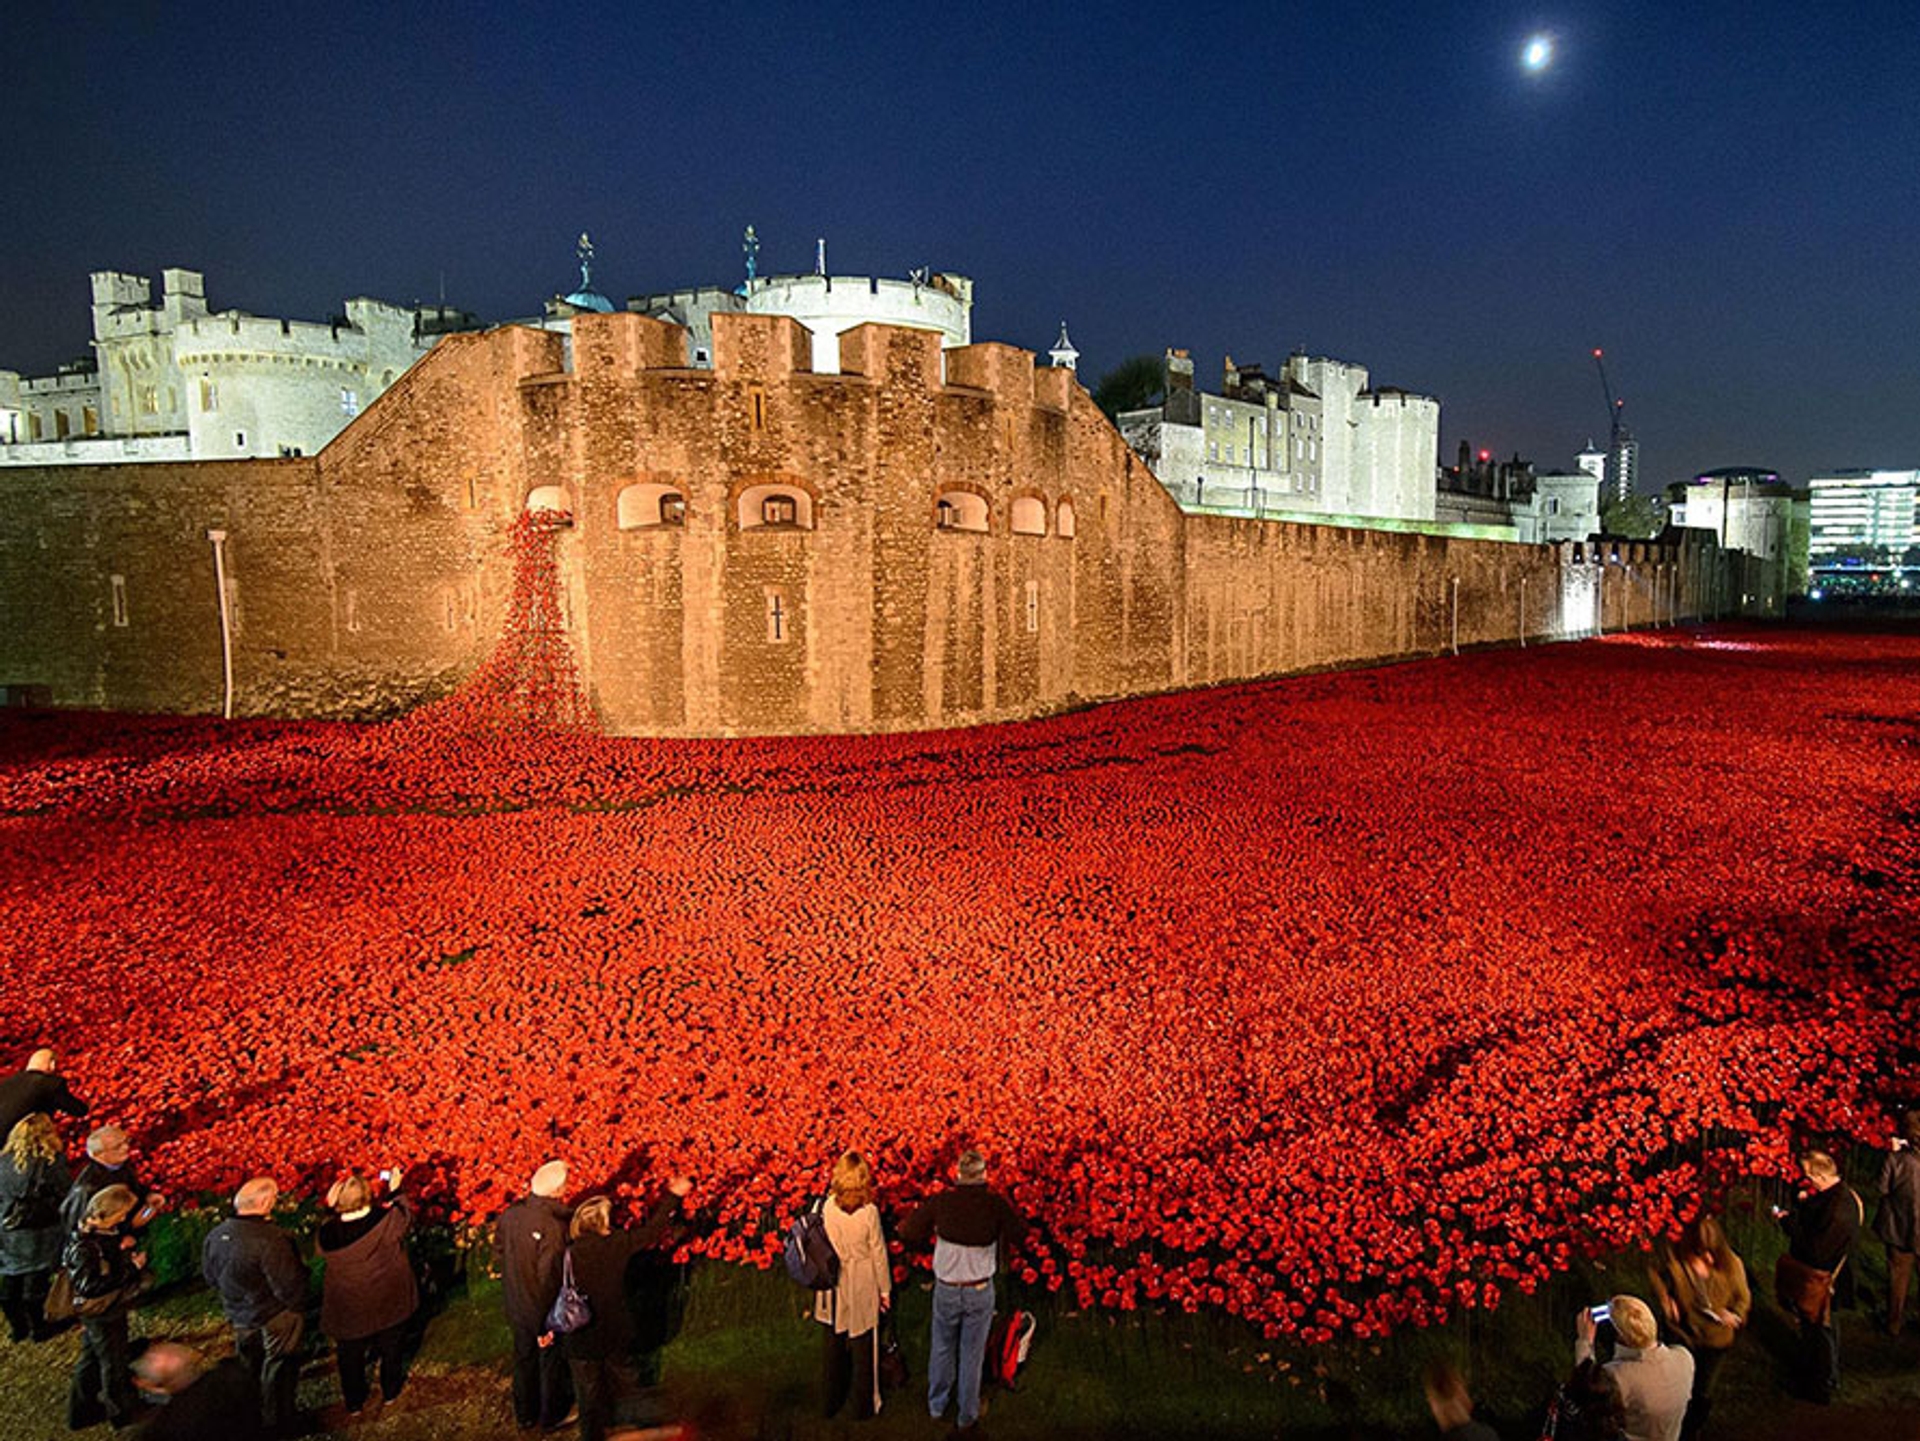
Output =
[
  {"x1": 741, "y1": 271, "x2": 971, "y2": 373},
  {"x1": 1361, "y1": 388, "x2": 1438, "y2": 410},
  {"x1": 556, "y1": 311, "x2": 1074, "y2": 417},
  {"x1": 174, "y1": 305, "x2": 413, "y2": 364}
]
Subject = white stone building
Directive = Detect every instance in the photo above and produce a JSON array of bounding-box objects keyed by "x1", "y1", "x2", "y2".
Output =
[
  {"x1": 1512, "y1": 469, "x2": 1603, "y2": 544},
  {"x1": 625, "y1": 285, "x2": 741, "y2": 367},
  {"x1": 1, "y1": 269, "x2": 472, "y2": 465},
  {"x1": 1119, "y1": 349, "x2": 1437, "y2": 525},
  {"x1": 0, "y1": 360, "x2": 104, "y2": 448},
  {"x1": 1667, "y1": 469, "x2": 1796, "y2": 562},
  {"x1": 1436, "y1": 446, "x2": 1602, "y2": 544}
]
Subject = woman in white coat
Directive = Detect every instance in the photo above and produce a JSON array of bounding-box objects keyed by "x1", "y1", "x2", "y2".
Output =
[{"x1": 815, "y1": 1150, "x2": 893, "y2": 1420}]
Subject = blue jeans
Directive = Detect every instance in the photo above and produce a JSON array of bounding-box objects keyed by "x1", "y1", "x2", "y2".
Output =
[{"x1": 927, "y1": 1281, "x2": 994, "y2": 1427}]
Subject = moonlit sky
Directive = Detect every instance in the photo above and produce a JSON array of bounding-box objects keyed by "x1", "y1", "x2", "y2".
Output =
[{"x1": 4, "y1": 1, "x2": 1917, "y2": 488}]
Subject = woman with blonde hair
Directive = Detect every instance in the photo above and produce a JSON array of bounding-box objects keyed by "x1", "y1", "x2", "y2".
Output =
[
  {"x1": 0, "y1": 1113, "x2": 69, "y2": 1343},
  {"x1": 319, "y1": 1165, "x2": 417, "y2": 1415},
  {"x1": 561, "y1": 1175, "x2": 691, "y2": 1441},
  {"x1": 64, "y1": 1183, "x2": 147, "y2": 1428},
  {"x1": 815, "y1": 1150, "x2": 893, "y2": 1420}
]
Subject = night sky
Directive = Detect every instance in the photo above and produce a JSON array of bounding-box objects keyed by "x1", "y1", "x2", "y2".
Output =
[{"x1": 5, "y1": 1, "x2": 1916, "y2": 489}]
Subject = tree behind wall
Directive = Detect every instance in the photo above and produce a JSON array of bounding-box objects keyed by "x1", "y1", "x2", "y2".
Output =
[
  {"x1": 1600, "y1": 493, "x2": 1664, "y2": 539},
  {"x1": 1093, "y1": 355, "x2": 1166, "y2": 421}
]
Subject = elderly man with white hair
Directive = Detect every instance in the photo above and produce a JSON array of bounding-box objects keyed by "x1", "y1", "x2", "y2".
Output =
[
  {"x1": 202, "y1": 1176, "x2": 308, "y2": 1436},
  {"x1": 62, "y1": 1123, "x2": 165, "y2": 1236},
  {"x1": 1574, "y1": 1292, "x2": 1694, "y2": 1441},
  {"x1": 0, "y1": 1047, "x2": 88, "y2": 1145},
  {"x1": 496, "y1": 1159, "x2": 575, "y2": 1430}
]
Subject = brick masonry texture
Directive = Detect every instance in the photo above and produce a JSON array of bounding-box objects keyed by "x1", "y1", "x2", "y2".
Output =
[{"x1": 0, "y1": 313, "x2": 1749, "y2": 736}]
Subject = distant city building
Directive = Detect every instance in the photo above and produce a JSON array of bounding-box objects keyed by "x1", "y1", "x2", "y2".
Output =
[
  {"x1": 1805, "y1": 469, "x2": 1920, "y2": 565},
  {"x1": 1117, "y1": 350, "x2": 1437, "y2": 525},
  {"x1": 1607, "y1": 427, "x2": 1640, "y2": 502},
  {"x1": 1, "y1": 268, "x2": 477, "y2": 466}
]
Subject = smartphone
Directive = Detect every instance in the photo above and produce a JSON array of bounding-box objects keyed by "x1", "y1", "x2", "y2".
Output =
[{"x1": 1589, "y1": 1303, "x2": 1611, "y2": 1325}]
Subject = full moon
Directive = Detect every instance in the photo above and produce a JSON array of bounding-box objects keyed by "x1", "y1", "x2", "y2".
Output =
[{"x1": 1522, "y1": 34, "x2": 1554, "y2": 71}]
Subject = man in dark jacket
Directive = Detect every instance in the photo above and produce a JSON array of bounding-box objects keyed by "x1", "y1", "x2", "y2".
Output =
[
  {"x1": 898, "y1": 1150, "x2": 1028, "y2": 1435},
  {"x1": 133, "y1": 1342, "x2": 264, "y2": 1440},
  {"x1": 1778, "y1": 1149, "x2": 1862, "y2": 1402},
  {"x1": 0, "y1": 1048, "x2": 88, "y2": 1144},
  {"x1": 495, "y1": 1159, "x2": 574, "y2": 1430},
  {"x1": 202, "y1": 1177, "x2": 308, "y2": 1436},
  {"x1": 63, "y1": 1125, "x2": 164, "y2": 1236}
]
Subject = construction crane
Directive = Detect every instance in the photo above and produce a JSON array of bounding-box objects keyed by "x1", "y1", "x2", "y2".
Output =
[{"x1": 1590, "y1": 348, "x2": 1628, "y2": 502}]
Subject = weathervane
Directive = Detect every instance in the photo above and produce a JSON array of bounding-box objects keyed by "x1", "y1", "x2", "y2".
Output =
[
  {"x1": 909, "y1": 266, "x2": 928, "y2": 292},
  {"x1": 743, "y1": 224, "x2": 760, "y2": 284},
  {"x1": 577, "y1": 232, "x2": 596, "y2": 291}
]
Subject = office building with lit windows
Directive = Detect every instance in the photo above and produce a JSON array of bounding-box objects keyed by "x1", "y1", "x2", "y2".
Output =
[{"x1": 1807, "y1": 469, "x2": 1920, "y2": 564}]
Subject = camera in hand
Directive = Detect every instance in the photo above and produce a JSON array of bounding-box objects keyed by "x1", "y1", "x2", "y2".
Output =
[{"x1": 1588, "y1": 1302, "x2": 1611, "y2": 1324}]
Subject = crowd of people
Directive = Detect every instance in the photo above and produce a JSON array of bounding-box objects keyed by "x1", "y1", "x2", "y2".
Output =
[
  {"x1": 0, "y1": 1049, "x2": 1036, "y2": 1439},
  {"x1": 2, "y1": 1046, "x2": 1916, "y2": 1441},
  {"x1": 491, "y1": 1145, "x2": 1027, "y2": 1439},
  {"x1": 1463, "y1": 1138, "x2": 1917, "y2": 1441}
]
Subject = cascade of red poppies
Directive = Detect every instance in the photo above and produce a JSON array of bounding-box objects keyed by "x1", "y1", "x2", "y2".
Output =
[
  {"x1": 413, "y1": 510, "x2": 596, "y2": 733},
  {"x1": 2, "y1": 626, "x2": 1916, "y2": 1344}
]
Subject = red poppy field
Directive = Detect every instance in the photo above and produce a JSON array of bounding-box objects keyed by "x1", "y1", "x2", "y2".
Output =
[{"x1": 2, "y1": 625, "x2": 1916, "y2": 1344}]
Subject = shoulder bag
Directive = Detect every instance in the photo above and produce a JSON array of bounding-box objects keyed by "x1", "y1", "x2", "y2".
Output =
[
  {"x1": 545, "y1": 1247, "x2": 592, "y2": 1335},
  {"x1": 1775, "y1": 1187, "x2": 1865, "y2": 1325}
]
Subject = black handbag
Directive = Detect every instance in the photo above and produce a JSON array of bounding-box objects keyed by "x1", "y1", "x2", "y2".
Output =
[{"x1": 878, "y1": 1308, "x2": 909, "y2": 1393}]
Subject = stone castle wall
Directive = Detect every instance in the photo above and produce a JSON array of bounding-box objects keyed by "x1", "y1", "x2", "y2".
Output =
[{"x1": 0, "y1": 313, "x2": 1745, "y2": 736}]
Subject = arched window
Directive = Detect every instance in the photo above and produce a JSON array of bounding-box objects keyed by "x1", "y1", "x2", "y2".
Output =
[
  {"x1": 934, "y1": 491, "x2": 989, "y2": 533},
  {"x1": 1056, "y1": 497, "x2": 1076, "y2": 538},
  {"x1": 1011, "y1": 495, "x2": 1048, "y2": 536},
  {"x1": 617, "y1": 482, "x2": 687, "y2": 530},
  {"x1": 526, "y1": 485, "x2": 570, "y2": 517},
  {"x1": 736, "y1": 482, "x2": 813, "y2": 531}
]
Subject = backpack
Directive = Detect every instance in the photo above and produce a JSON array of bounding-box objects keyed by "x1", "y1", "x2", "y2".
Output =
[
  {"x1": 783, "y1": 1197, "x2": 839, "y2": 1291},
  {"x1": 985, "y1": 1309, "x2": 1036, "y2": 1390}
]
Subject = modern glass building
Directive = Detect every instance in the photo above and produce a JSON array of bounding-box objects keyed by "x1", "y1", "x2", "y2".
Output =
[{"x1": 1807, "y1": 470, "x2": 1920, "y2": 564}]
